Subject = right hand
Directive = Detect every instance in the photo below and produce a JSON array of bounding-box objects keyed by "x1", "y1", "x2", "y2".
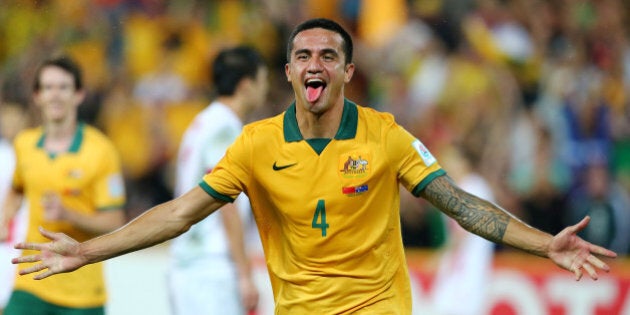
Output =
[
  {"x1": 239, "y1": 276, "x2": 259, "y2": 312},
  {"x1": 12, "y1": 226, "x2": 86, "y2": 280},
  {"x1": 42, "y1": 192, "x2": 66, "y2": 221}
]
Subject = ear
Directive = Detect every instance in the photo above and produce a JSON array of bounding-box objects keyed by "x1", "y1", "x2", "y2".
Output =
[
  {"x1": 32, "y1": 91, "x2": 42, "y2": 107},
  {"x1": 74, "y1": 89, "x2": 86, "y2": 107},
  {"x1": 285, "y1": 63, "x2": 291, "y2": 82},
  {"x1": 344, "y1": 63, "x2": 355, "y2": 83}
]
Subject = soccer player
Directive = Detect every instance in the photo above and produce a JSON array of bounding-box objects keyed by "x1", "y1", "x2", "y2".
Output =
[
  {"x1": 2, "y1": 56, "x2": 126, "y2": 315},
  {"x1": 169, "y1": 46, "x2": 268, "y2": 315},
  {"x1": 0, "y1": 101, "x2": 30, "y2": 314},
  {"x1": 12, "y1": 19, "x2": 616, "y2": 314}
]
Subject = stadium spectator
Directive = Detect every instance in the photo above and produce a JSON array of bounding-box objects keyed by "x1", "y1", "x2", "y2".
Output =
[{"x1": 565, "y1": 160, "x2": 630, "y2": 255}]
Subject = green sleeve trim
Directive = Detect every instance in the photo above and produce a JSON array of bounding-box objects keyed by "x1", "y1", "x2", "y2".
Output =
[
  {"x1": 97, "y1": 204, "x2": 125, "y2": 212},
  {"x1": 199, "y1": 181, "x2": 235, "y2": 203},
  {"x1": 411, "y1": 169, "x2": 447, "y2": 197}
]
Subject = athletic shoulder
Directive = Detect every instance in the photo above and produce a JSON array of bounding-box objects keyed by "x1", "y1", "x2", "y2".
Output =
[
  {"x1": 83, "y1": 124, "x2": 113, "y2": 142},
  {"x1": 13, "y1": 126, "x2": 43, "y2": 148},
  {"x1": 82, "y1": 124, "x2": 119, "y2": 153},
  {"x1": 241, "y1": 111, "x2": 284, "y2": 136},
  {"x1": 356, "y1": 103, "x2": 399, "y2": 127}
]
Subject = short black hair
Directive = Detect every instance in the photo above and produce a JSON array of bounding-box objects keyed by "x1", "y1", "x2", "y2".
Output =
[
  {"x1": 286, "y1": 18, "x2": 353, "y2": 64},
  {"x1": 33, "y1": 55, "x2": 83, "y2": 92},
  {"x1": 212, "y1": 46, "x2": 265, "y2": 96}
]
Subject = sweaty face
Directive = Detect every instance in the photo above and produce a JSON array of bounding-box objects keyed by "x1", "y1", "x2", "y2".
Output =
[
  {"x1": 285, "y1": 28, "x2": 354, "y2": 114},
  {"x1": 34, "y1": 66, "x2": 84, "y2": 123}
]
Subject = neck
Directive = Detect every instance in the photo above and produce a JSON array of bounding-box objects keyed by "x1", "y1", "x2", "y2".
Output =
[
  {"x1": 43, "y1": 117, "x2": 78, "y2": 152},
  {"x1": 296, "y1": 99, "x2": 344, "y2": 139},
  {"x1": 216, "y1": 96, "x2": 246, "y2": 121}
]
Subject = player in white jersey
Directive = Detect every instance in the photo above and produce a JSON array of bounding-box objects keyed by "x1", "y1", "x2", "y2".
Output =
[
  {"x1": 0, "y1": 102, "x2": 29, "y2": 313},
  {"x1": 168, "y1": 46, "x2": 269, "y2": 315},
  {"x1": 430, "y1": 148, "x2": 496, "y2": 315},
  {"x1": 0, "y1": 139, "x2": 29, "y2": 312}
]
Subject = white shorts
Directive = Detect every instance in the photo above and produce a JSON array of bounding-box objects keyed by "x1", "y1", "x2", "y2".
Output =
[{"x1": 167, "y1": 260, "x2": 243, "y2": 315}]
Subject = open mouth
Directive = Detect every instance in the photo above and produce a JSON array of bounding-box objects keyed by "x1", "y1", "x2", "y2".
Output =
[{"x1": 305, "y1": 79, "x2": 326, "y2": 103}]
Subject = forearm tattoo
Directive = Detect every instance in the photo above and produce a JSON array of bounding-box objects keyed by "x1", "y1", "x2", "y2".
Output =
[{"x1": 419, "y1": 175, "x2": 509, "y2": 243}]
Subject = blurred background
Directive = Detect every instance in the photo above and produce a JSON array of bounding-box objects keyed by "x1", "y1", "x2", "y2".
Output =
[{"x1": 1, "y1": 0, "x2": 629, "y2": 314}]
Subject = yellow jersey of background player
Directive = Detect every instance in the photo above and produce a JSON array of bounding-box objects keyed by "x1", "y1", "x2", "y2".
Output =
[
  {"x1": 11, "y1": 123, "x2": 126, "y2": 308},
  {"x1": 201, "y1": 100, "x2": 445, "y2": 314}
]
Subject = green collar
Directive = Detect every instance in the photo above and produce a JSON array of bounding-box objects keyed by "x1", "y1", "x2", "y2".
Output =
[
  {"x1": 37, "y1": 122, "x2": 85, "y2": 155},
  {"x1": 283, "y1": 99, "x2": 358, "y2": 142}
]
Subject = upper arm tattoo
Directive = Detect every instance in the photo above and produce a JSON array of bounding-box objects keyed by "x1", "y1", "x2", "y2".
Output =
[{"x1": 419, "y1": 175, "x2": 509, "y2": 243}]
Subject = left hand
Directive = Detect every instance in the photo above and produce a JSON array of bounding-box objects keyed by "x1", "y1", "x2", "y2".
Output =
[{"x1": 548, "y1": 216, "x2": 617, "y2": 280}]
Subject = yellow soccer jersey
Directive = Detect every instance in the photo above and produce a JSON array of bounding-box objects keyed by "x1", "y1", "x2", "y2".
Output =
[
  {"x1": 201, "y1": 100, "x2": 445, "y2": 314},
  {"x1": 12, "y1": 123, "x2": 125, "y2": 308}
]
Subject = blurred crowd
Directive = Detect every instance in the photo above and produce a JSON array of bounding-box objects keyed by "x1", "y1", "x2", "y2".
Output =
[{"x1": 1, "y1": 0, "x2": 629, "y2": 255}]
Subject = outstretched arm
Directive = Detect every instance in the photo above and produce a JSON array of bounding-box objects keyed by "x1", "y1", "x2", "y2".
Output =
[
  {"x1": 419, "y1": 175, "x2": 617, "y2": 280},
  {"x1": 13, "y1": 186, "x2": 225, "y2": 279}
]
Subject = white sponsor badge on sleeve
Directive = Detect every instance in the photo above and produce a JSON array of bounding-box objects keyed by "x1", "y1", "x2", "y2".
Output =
[
  {"x1": 412, "y1": 139, "x2": 436, "y2": 166},
  {"x1": 108, "y1": 174, "x2": 125, "y2": 198}
]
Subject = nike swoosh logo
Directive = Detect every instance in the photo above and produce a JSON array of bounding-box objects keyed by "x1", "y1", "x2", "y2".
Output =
[{"x1": 273, "y1": 162, "x2": 297, "y2": 171}]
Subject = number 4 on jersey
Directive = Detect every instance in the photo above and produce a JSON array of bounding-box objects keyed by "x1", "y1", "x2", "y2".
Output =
[{"x1": 312, "y1": 199, "x2": 329, "y2": 237}]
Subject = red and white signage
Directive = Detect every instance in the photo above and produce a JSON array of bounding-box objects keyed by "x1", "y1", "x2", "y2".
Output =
[{"x1": 407, "y1": 251, "x2": 629, "y2": 315}]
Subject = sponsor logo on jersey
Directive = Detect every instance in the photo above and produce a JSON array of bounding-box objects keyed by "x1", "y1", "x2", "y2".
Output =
[
  {"x1": 412, "y1": 139, "x2": 436, "y2": 166},
  {"x1": 339, "y1": 153, "x2": 370, "y2": 178},
  {"x1": 272, "y1": 161, "x2": 297, "y2": 171},
  {"x1": 108, "y1": 174, "x2": 125, "y2": 198}
]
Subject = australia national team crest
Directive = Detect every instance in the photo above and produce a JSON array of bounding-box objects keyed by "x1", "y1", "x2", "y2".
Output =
[
  {"x1": 339, "y1": 153, "x2": 371, "y2": 196},
  {"x1": 338, "y1": 153, "x2": 370, "y2": 179}
]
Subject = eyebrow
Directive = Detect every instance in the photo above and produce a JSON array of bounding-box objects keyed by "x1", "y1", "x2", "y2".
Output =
[{"x1": 294, "y1": 48, "x2": 339, "y2": 57}]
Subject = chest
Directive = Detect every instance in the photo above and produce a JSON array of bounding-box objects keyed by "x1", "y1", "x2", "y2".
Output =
[
  {"x1": 19, "y1": 148, "x2": 96, "y2": 194},
  {"x1": 252, "y1": 138, "x2": 396, "y2": 221}
]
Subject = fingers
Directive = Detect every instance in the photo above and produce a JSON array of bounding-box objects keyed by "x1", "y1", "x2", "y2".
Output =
[
  {"x1": 14, "y1": 258, "x2": 56, "y2": 280},
  {"x1": 567, "y1": 216, "x2": 590, "y2": 235},
  {"x1": 33, "y1": 270, "x2": 55, "y2": 280},
  {"x1": 11, "y1": 256, "x2": 56, "y2": 280},
  {"x1": 572, "y1": 254, "x2": 613, "y2": 281},
  {"x1": 14, "y1": 241, "x2": 46, "y2": 251},
  {"x1": 587, "y1": 255, "x2": 610, "y2": 272},
  {"x1": 39, "y1": 226, "x2": 60, "y2": 241},
  {"x1": 19, "y1": 263, "x2": 47, "y2": 275},
  {"x1": 589, "y1": 244, "x2": 618, "y2": 259},
  {"x1": 11, "y1": 254, "x2": 41, "y2": 264},
  {"x1": 573, "y1": 267, "x2": 582, "y2": 281},
  {"x1": 14, "y1": 227, "x2": 60, "y2": 250},
  {"x1": 573, "y1": 261, "x2": 599, "y2": 281},
  {"x1": 582, "y1": 263, "x2": 597, "y2": 280}
]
